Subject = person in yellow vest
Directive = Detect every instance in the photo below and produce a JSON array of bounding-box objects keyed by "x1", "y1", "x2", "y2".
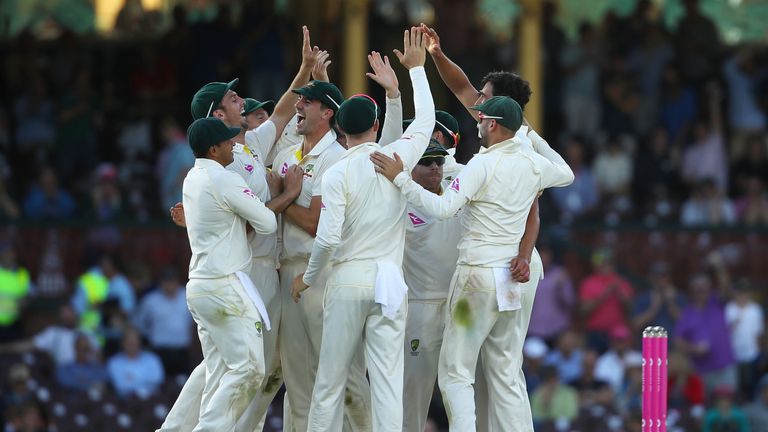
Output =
[
  {"x1": 71, "y1": 254, "x2": 135, "y2": 334},
  {"x1": 0, "y1": 242, "x2": 31, "y2": 342}
]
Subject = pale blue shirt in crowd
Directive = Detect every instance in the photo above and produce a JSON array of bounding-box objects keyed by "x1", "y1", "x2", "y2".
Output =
[
  {"x1": 71, "y1": 267, "x2": 136, "y2": 315},
  {"x1": 133, "y1": 288, "x2": 193, "y2": 349},
  {"x1": 107, "y1": 350, "x2": 164, "y2": 397},
  {"x1": 724, "y1": 57, "x2": 766, "y2": 131}
]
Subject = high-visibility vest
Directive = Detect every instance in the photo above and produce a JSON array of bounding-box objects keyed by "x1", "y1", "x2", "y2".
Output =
[
  {"x1": 0, "y1": 267, "x2": 30, "y2": 326},
  {"x1": 77, "y1": 271, "x2": 109, "y2": 331}
]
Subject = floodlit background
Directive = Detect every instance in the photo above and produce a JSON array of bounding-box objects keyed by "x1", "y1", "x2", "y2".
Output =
[{"x1": 0, "y1": 0, "x2": 767, "y2": 431}]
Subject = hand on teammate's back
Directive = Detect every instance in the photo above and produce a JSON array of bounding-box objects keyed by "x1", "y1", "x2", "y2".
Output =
[
  {"x1": 370, "y1": 152, "x2": 404, "y2": 182},
  {"x1": 366, "y1": 51, "x2": 399, "y2": 98},
  {"x1": 394, "y1": 27, "x2": 426, "y2": 70}
]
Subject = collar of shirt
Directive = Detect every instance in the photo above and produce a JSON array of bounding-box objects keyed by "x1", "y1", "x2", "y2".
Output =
[
  {"x1": 478, "y1": 136, "x2": 522, "y2": 155},
  {"x1": 296, "y1": 129, "x2": 338, "y2": 162},
  {"x1": 339, "y1": 141, "x2": 378, "y2": 161},
  {"x1": 194, "y1": 158, "x2": 226, "y2": 170}
]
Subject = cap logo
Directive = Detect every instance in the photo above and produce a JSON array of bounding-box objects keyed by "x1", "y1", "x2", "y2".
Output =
[
  {"x1": 449, "y1": 177, "x2": 460, "y2": 192},
  {"x1": 407, "y1": 212, "x2": 426, "y2": 226}
]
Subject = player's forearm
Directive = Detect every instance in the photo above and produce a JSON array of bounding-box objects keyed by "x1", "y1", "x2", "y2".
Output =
[
  {"x1": 302, "y1": 242, "x2": 334, "y2": 286},
  {"x1": 284, "y1": 203, "x2": 319, "y2": 237},
  {"x1": 266, "y1": 190, "x2": 300, "y2": 214},
  {"x1": 271, "y1": 65, "x2": 313, "y2": 135},
  {"x1": 378, "y1": 95, "x2": 403, "y2": 146},
  {"x1": 429, "y1": 48, "x2": 478, "y2": 109},
  {"x1": 518, "y1": 199, "x2": 540, "y2": 262}
]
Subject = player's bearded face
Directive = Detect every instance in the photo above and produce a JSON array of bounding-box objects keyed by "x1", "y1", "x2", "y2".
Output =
[{"x1": 477, "y1": 121, "x2": 489, "y2": 148}]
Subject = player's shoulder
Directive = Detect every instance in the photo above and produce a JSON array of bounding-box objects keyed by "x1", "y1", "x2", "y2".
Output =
[{"x1": 273, "y1": 142, "x2": 301, "y2": 167}]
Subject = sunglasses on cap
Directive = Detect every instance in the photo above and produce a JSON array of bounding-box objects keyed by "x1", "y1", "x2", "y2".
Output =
[{"x1": 417, "y1": 156, "x2": 445, "y2": 167}]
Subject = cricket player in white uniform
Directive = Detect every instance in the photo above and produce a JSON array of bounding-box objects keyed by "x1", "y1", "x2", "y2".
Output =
[
  {"x1": 178, "y1": 117, "x2": 277, "y2": 432},
  {"x1": 290, "y1": 27, "x2": 433, "y2": 432},
  {"x1": 161, "y1": 26, "x2": 321, "y2": 432},
  {"x1": 371, "y1": 96, "x2": 574, "y2": 432},
  {"x1": 404, "y1": 110, "x2": 462, "y2": 189},
  {"x1": 400, "y1": 141, "x2": 463, "y2": 432}
]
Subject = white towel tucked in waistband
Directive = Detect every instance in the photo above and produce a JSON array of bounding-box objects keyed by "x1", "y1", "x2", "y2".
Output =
[
  {"x1": 235, "y1": 271, "x2": 271, "y2": 330},
  {"x1": 493, "y1": 267, "x2": 522, "y2": 312},
  {"x1": 374, "y1": 261, "x2": 408, "y2": 320}
]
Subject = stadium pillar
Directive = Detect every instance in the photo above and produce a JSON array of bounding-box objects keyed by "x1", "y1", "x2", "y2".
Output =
[
  {"x1": 342, "y1": 0, "x2": 370, "y2": 96},
  {"x1": 518, "y1": 0, "x2": 543, "y2": 131}
]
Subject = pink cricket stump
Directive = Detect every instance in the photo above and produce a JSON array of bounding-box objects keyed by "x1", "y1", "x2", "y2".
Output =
[{"x1": 642, "y1": 327, "x2": 668, "y2": 432}]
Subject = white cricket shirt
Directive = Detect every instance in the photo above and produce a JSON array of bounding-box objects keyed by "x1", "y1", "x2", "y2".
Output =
[
  {"x1": 392, "y1": 133, "x2": 574, "y2": 267},
  {"x1": 302, "y1": 66, "x2": 435, "y2": 286},
  {"x1": 183, "y1": 158, "x2": 277, "y2": 279}
]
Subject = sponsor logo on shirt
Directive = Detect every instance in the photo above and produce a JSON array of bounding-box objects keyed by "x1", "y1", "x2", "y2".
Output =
[
  {"x1": 320, "y1": 201, "x2": 326, "y2": 210},
  {"x1": 449, "y1": 177, "x2": 460, "y2": 192},
  {"x1": 410, "y1": 339, "x2": 420, "y2": 356},
  {"x1": 407, "y1": 212, "x2": 426, "y2": 226},
  {"x1": 243, "y1": 188, "x2": 256, "y2": 199},
  {"x1": 244, "y1": 164, "x2": 254, "y2": 173},
  {"x1": 280, "y1": 162, "x2": 288, "y2": 176}
]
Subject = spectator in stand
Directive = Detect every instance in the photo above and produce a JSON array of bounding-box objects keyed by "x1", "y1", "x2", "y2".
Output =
[
  {"x1": 133, "y1": 268, "x2": 193, "y2": 376},
  {"x1": 667, "y1": 350, "x2": 705, "y2": 409},
  {"x1": 594, "y1": 326, "x2": 643, "y2": 395},
  {"x1": 578, "y1": 248, "x2": 634, "y2": 353},
  {"x1": 626, "y1": 24, "x2": 674, "y2": 135},
  {"x1": 544, "y1": 330, "x2": 584, "y2": 384},
  {"x1": 632, "y1": 261, "x2": 685, "y2": 335},
  {"x1": 703, "y1": 386, "x2": 749, "y2": 432},
  {"x1": 22, "y1": 166, "x2": 76, "y2": 221},
  {"x1": 106, "y1": 327, "x2": 164, "y2": 398},
  {"x1": 0, "y1": 242, "x2": 31, "y2": 342},
  {"x1": 71, "y1": 254, "x2": 136, "y2": 321},
  {"x1": 523, "y1": 337, "x2": 549, "y2": 395},
  {"x1": 549, "y1": 137, "x2": 599, "y2": 223},
  {"x1": 734, "y1": 177, "x2": 768, "y2": 226},
  {"x1": 528, "y1": 244, "x2": 575, "y2": 344},
  {"x1": 12, "y1": 74, "x2": 56, "y2": 171},
  {"x1": 725, "y1": 281, "x2": 764, "y2": 398},
  {"x1": 0, "y1": 364, "x2": 46, "y2": 424},
  {"x1": 616, "y1": 354, "x2": 643, "y2": 414},
  {"x1": 569, "y1": 349, "x2": 610, "y2": 404},
  {"x1": 55, "y1": 333, "x2": 108, "y2": 393},
  {"x1": 156, "y1": 117, "x2": 194, "y2": 212},
  {"x1": 723, "y1": 50, "x2": 767, "y2": 161},
  {"x1": 675, "y1": 0, "x2": 721, "y2": 87},
  {"x1": 680, "y1": 179, "x2": 736, "y2": 227},
  {"x1": 3, "y1": 402, "x2": 48, "y2": 432},
  {"x1": 681, "y1": 83, "x2": 728, "y2": 193},
  {"x1": 675, "y1": 253, "x2": 737, "y2": 393},
  {"x1": 54, "y1": 70, "x2": 99, "y2": 183},
  {"x1": 560, "y1": 22, "x2": 602, "y2": 138},
  {"x1": 91, "y1": 163, "x2": 125, "y2": 221},
  {"x1": 31, "y1": 304, "x2": 86, "y2": 365},
  {"x1": 659, "y1": 63, "x2": 697, "y2": 147},
  {"x1": 744, "y1": 375, "x2": 768, "y2": 432},
  {"x1": 632, "y1": 127, "x2": 683, "y2": 219},
  {"x1": 730, "y1": 134, "x2": 768, "y2": 195},
  {"x1": 593, "y1": 138, "x2": 633, "y2": 200},
  {"x1": 531, "y1": 365, "x2": 579, "y2": 426}
]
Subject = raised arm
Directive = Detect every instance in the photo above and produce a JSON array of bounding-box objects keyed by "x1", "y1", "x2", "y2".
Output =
[
  {"x1": 365, "y1": 51, "x2": 402, "y2": 146},
  {"x1": 528, "y1": 129, "x2": 575, "y2": 189}
]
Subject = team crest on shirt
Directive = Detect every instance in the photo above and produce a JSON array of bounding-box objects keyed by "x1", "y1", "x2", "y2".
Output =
[
  {"x1": 280, "y1": 162, "x2": 288, "y2": 175},
  {"x1": 410, "y1": 339, "x2": 420, "y2": 356},
  {"x1": 254, "y1": 321, "x2": 263, "y2": 335},
  {"x1": 449, "y1": 177, "x2": 460, "y2": 192},
  {"x1": 407, "y1": 212, "x2": 426, "y2": 226},
  {"x1": 444, "y1": 176, "x2": 453, "y2": 182},
  {"x1": 302, "y1": 163, "x2": 314, "y2": 179},
  {"x1": 244, "y1": 164, "x2": 254, "y2": 173},
  {"x1": 243, "y1": 188, "x2": 256, "y2": 199}
]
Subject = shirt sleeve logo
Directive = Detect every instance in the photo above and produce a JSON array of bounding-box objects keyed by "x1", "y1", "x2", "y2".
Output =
[
  {"x1": 243, "y1": 189, "x2": 256, "y2": 199},
  {"x1": 407, "y1": 212, "x2": 426, "y2": 226},
  {"x1": 449, "y1": 177, "x2": 460, "y2": 192},
  {"x1": 244, "y1": 164, "x2": 254, "y2": 173}
]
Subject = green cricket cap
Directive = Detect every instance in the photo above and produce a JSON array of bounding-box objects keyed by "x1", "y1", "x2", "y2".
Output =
[
  {"x1": 422, "y1": 139, "x2": 449, "y2": 158},
  {"x1": 187, "y1": 117, "x2": 241, "y2": 155},
  {"x1": 469, "y1": 96, "x2": 523, "y2": 132},
  {"x1": 336, "y1": 94, "x2": 378, "y2": 135},
  {"x1": 241, "y1": 98, "x2": 275, "y2": 116},
  {"x1": 291, "y1": 80, "x2": 344, "y2": 112},
  {"x1": 191, "y1": 78, "x2": 239, "y2": 120}
]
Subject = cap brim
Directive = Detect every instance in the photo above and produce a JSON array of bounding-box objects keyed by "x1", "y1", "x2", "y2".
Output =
[
  {"x1": 225, "y1": 78, "x2": 239, "y2": 93},
  {"x1": 242, "y1": 100, "x2": 275, "y2": 116},
  {"x1": 422, "y1": 151, "x2": 449, "y2": 157},
  {"x1": 469, "y1": 104, "x2": 483, "y2": 111},
  {"x1": 224, "y1": 126, "x2": 241, "y2": 141}
]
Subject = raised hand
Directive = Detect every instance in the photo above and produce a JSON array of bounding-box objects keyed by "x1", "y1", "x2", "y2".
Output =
[
  {"x1": 300, "y1": 25, "x2": 320, "y2": 70},
  {"x1": 365, "y1": 51, "x2": 399, "y2": 98},
  {"x1": 312, "y1": 50, "x2": 331, "y2": 82},
  {"x1": 393, "y1": 26, "x2": 426, "y2": 70},
  {"x1": 420, "y1": 23, "x2": 442, "y2": 56}
]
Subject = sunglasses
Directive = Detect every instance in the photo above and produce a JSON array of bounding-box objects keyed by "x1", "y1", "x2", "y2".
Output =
[{"x1": 417, "y1": 157, "x2": 445, "y2": 167}]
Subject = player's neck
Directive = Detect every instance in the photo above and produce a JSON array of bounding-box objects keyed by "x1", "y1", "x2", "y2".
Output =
[
  {"x1": 234, "y1": 131, "x2": 246, "y2": 145},
  {"x1": 302, "y1": 124, "x2": 332, "y2": 154}
]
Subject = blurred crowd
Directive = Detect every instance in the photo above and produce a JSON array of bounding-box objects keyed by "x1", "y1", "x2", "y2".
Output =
[{"x1": 1, "y1": 0, "x2": 767, "y2": 431}]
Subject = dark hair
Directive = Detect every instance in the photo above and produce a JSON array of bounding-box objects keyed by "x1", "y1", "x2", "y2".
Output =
[
  {"x1": 480, "y1": 71, "x2": 532, "y2": 109},
  {"x1": 193, "y1": 148, "x2": 208, "y2": 158}
]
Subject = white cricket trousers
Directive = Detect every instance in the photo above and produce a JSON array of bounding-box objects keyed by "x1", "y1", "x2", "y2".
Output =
[
  {"x1": 168, "y1": 275, "x2": 266, "y2": 432},
  {"x1": 402, "y1": 301, "x2": 491, "y2": 432},
  {"x1": 308, "y1": 262, "x2": 406, "y2": 432},
  {"x1": 279, "y1": 259, "x2": 371, "y2": 432},
  {"x1": 157, "y1": 261, "x2": 278, "y2": 432},
  {"x1": 437, "y1": 263, "x2": 542, "y2": 432}
]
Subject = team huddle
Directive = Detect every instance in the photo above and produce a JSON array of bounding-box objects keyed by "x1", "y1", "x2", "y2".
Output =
[{"x1": 160, "y1": 25, "x2": 574, "y2": 432}]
